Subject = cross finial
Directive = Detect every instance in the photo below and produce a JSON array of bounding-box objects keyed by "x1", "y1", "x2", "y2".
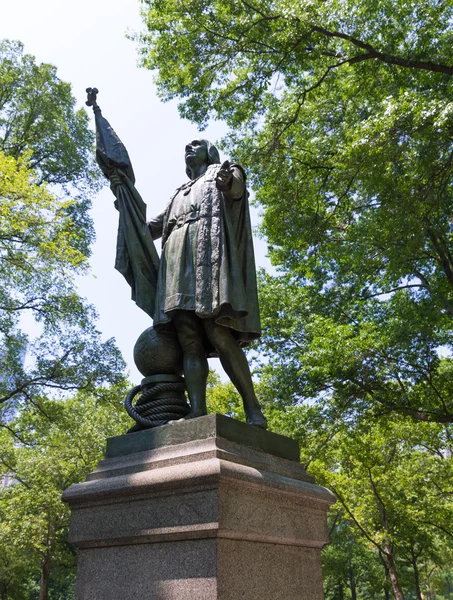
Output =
[{"x1": 85, "y1": 87, "x2": 99, "y2": 108}]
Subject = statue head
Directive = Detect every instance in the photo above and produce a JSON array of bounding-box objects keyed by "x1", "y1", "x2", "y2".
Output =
[{"x1": 185, "y1": 139, "x2": 220, "y2": 179}]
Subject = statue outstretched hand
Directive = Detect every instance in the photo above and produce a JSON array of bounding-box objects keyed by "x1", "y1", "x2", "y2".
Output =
[{"x1": 216, "y1": 160, "x2": 233, "y2": 191}]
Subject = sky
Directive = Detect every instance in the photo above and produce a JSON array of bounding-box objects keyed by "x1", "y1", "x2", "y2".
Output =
[{"x1": 0, "y1": 0, "x2": 271, "y2": 383}]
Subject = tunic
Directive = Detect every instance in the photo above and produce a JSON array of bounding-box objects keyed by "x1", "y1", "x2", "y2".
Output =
[
  {"x1": 155, "y1": 177, "x2": 203, "y2": 315},
  {"x1": 148, "y1": 163, "x2": 261, "y2": 350}
]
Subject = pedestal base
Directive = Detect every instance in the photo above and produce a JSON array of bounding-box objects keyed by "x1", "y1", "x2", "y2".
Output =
[{"x1": 63, "y1": 414, "x2": 335, "y2": 599}]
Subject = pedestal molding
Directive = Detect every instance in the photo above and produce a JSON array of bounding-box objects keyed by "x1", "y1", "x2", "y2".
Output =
[
  {"x1": 88, "y1": 437, "x2": 314, "y2": 484},
  {"x1": 63, "y1": 456, "x2": 333, "y2": 508},
  {"x1": 73, "y1": 522, "x2": 328, "y2": 550}
]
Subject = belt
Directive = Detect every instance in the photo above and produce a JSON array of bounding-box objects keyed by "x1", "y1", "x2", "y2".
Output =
[{"x1": 174, "y1": 211, "x2": 200, "y2": 229}]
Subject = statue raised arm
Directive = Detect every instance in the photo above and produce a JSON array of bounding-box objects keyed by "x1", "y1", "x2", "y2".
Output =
[{"x1": 86, "y1": 87, "x2": 159, "y2": 318}]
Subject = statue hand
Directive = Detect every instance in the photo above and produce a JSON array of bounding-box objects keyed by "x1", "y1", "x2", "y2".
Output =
[
  {"x1": 109, "y1": 172, "x2": 123, "y2": 196},
  {"x1": 216, "y1": 160, "x2": 233, "y2": 191}
]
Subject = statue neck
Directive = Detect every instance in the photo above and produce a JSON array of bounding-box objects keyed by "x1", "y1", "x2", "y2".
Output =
[{"x1": 187, "y1": 162, "x2": 208, "y2": 180}]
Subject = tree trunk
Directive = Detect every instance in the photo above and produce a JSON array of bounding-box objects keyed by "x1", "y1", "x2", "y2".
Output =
[
  {"x1": 348, "y1": 558, "x2": 357, "y2": 600},
  {"x1": 39, "y1": 554, "x2": 51, "y2": 600},
  {"x1": 383, "y1": 546, "x2": 405, "y2": 600},
  {"x1": 368, "y1": 472, "x2": 404, "y2": 599},
  {"x1": 411, "y1": 550, "x2": 422, "y2": 600},
  {"x1": 379, "y1": 550, "x2": 392, "y2": 600}
]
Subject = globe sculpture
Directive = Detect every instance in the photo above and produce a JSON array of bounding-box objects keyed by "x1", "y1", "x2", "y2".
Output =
[{"x1": 125, "y1": 327, "x2": 190, "y2": 431}]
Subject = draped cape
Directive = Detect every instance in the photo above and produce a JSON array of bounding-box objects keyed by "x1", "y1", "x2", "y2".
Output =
[{"x1": 93, "y1": 106, "x2": 159, "y2": 318}]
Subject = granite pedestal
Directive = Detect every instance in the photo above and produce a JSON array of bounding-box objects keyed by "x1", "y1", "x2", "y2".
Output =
[{"x1": 62, "y1": 414, "x2": 335, "y2": 599}]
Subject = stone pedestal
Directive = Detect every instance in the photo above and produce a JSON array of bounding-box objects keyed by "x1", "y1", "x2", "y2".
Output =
[{"x1": 62, "y1": 414, "x2": 335, "y2": 599}]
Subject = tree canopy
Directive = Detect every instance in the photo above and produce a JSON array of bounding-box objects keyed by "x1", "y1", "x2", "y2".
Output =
[
  {"x1": 0, "y1": 41, "x2": 124, "y2": 419},
  {"x1": 136, "y1": 0, "x2": 453, "y2": 426},
  {"x1": 0, "y1": 384, "x2": 132, "y2": 600},
  {"x1": 0, "y1": 40, "x2": 97, "y2": 195}
]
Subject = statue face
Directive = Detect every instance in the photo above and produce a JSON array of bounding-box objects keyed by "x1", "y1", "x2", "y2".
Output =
[{"x1": 185, "y1": 140, "x2": 208, "y2": 168}]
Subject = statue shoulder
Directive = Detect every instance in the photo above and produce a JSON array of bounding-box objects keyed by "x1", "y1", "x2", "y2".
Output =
[{"x1": 206, "y1": 163, "x2": 221, "y2": 176}]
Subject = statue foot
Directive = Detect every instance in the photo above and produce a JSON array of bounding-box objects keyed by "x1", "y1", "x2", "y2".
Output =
[
  {"x1": 184, "y1": 410, "x2": 208, "y2": 420},
  {"x1": 127, "y1": 422, "x2": 146, "y2": 433},
  {"x1": 245, "y1": 408, "x2": 268, "y2": 429},
  {"x1": 167, "y1": 409, "x2": 207, "y2": 425}
]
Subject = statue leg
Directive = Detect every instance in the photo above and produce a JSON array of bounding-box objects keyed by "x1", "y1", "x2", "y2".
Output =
[
  {"x1": 203, "y1": 319, "x2": 267, "y2": 429},
  {"x1": 172, "y1": 310, "x2": 208, "y2": 418}
]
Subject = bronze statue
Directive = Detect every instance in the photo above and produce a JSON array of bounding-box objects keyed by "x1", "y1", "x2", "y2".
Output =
[{"x1": 87, "y1": 88, "x2": 267, "y2": 429}]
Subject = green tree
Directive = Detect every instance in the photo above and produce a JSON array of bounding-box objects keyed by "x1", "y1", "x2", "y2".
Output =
[
  {"x1": 314, "y1": 418, "x2": 453, "y2": 600},
  {"x1": 0, "y1": 42, "x2": 124, "y2": 418},
  {"x1": 0, "y1": 383, "x2": 132, "y2": 600},
  {"x1": 1, "y1": 40, "x2": 97, "y2": 195},
  {"x1": 206, "y1": 369, "x2": 245, "y2": 420},
  {"x1": 0, "y1": 151, "x2": 123, "y2": 410},
  {"x1": 136, "y1": 0, "x2": 453, "y2": 126},
  {"x1": 136, "y1": 0, "x2": 453, "y2": 424},
  {"x1": 259, "y1": 393, "x2": 453, "y2": 600},
  {"x1": 322, "y1": 518, "x2": 387, "y2": 600}
]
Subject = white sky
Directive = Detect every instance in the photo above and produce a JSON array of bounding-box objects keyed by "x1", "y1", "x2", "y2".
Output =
[{"x1": 0, "y1": 0, "x2": 271, "y2": 383}]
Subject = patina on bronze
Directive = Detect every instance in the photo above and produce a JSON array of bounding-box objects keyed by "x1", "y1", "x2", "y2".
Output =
[{"x1": 87, "y1": 88, "x2": 267, "y2": 430}]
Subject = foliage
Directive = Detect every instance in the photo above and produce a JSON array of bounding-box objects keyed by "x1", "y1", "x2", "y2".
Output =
[
  {"x1": 314, "y1": 418, "x2": 453, "y2": 600},
  {"x1": 257, "y1": 389, "x2": 453, "y2": 600},
  {"x1": 0, "y1": 40, "x2": 98, "y2": 195},
  {"x1": 0, "y1": 383, "x2": 132, "y2": 600},
  {"x1": 0, "y1": 38, "x2": 127, "y2": 600},
  {"x1": 322, "y1": 523, "x2": 387, "y2": 600},
  {"x1": 136, "y1": 0, "x2": 453, "y2": 125},
  {"x1": 0, "y1": 42, "x2": 124, "y2": 419},
  {"x1": 136, "y1": 0, "x2": 453, "y2": 425},
  {"x1": 0, "y1": 150, "x2": 124, "y2": 412},
  {"x1": 206, "y1": 369, "x2": 245, "y2": 420}
]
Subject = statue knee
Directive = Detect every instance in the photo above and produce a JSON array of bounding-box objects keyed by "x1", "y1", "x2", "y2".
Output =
[
  {"x1": 179, "y1": 334, "x2": 204, "y2": 355},
  {"x1": 173, "y1": 311, "x2": 204, "y2": 355},
  {"x1": 204, "y1": 320, "x2": 233, "y2": 354}
]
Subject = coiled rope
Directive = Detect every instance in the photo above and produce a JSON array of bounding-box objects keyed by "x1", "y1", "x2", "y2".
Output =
[{"x1": 125, "y1": 381, "x2": 190, "y2": 428}]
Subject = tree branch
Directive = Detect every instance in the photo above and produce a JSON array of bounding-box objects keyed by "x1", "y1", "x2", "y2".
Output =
[
  {"x1": 311, "y1": 25, "x2": 453, "y2": 75},
  {"x1": 361, "y1": 284, "x2": 426, "y2": 300},
  {"x1": 332, "y1": 486, "x2": 385, "y2": 553}
]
